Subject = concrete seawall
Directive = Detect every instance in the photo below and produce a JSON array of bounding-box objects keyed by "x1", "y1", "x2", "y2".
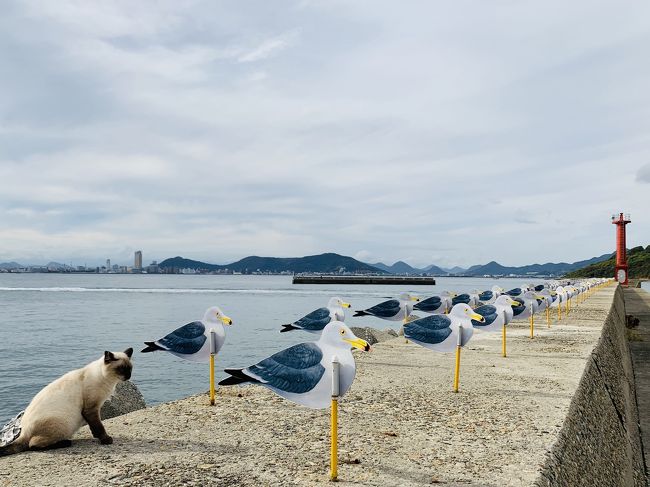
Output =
[
  {"x1": 1, "y1": 285, "x2": 645, "y2": 486},
  {"x1": 535, "y1": 286, "x2": 645, "y2": 487}
]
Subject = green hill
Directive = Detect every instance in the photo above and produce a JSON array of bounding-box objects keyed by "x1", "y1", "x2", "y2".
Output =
[
  {"x1": 565, "y1": 246, "x2": 650, "y2": 278},
  {"x1": 159, "y1": 253, "x2": 386, "y2": 274}
]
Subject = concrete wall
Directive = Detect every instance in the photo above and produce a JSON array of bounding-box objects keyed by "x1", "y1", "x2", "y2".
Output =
[{"x1": 535, "y1": 286, "x2": 646, "y2": 487}]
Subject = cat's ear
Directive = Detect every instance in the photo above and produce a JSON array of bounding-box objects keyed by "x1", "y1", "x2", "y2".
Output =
[
  {"x1": 124, "y1": 347, "x2": 133, "y2": 358},
  {"x1": 104, "y1": 351, "x2": 116, "y2": 363}
]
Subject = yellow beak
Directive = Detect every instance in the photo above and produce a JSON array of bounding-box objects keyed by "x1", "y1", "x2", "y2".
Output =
[
  {"x1": 471, "y1": 312, "x2": 485, "y2": 323},
  {"x1": 220, "y1": 315, "x2": 233, "y2": 326},
  {"x1": 341, "y1": 302, "x2": 351, "y2": 308},
  {"x1": 344, "y1": 337, "x2": 371, "y2": 351},
  {"x1": 410, "y1": 296, "x2": 420, "y2": 302}
]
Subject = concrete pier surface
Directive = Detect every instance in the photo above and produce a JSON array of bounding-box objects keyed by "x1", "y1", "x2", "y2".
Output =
[{"x1": 1, "y1": 286, "x2": 639, "y2": 486}]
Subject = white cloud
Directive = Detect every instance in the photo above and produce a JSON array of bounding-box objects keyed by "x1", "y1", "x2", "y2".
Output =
[{"x1": 1, "y1": 1, "x2": 650, "y2": 266}]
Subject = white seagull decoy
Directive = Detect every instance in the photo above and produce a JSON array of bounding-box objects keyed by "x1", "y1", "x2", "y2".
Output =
[
  {"x1": 141, "y1": 306, "x2": 233, "y2": 362},
  {"x1": 403, "y1": 303, "x2": 485, "y2": 352},
  {"x1": 219, "y1": 321, "x2": 370, "y2": 409},
  {"x1": 354, "y1": 293, "x2": 419, "y2": 322},
  {"x1": 470, "y1": 295, "x2": 521, "y2": 332},
  {"x1": 280, "y1": 297, "x2": 351, "y2": 334}
]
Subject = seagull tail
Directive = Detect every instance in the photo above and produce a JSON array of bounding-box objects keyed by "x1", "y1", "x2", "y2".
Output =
[
  {"x1": 353, "y1": 310, "x2": 369, "y2": 317},
  {"x1": 141, "y1": 341, "x2": 164, "y2": 353},
  {"x1": 219, "y1": 368, "x2": 259, "y2": 386},
  {"x1": 280, "y1": 324, "x2": 298, "y2": 333}
]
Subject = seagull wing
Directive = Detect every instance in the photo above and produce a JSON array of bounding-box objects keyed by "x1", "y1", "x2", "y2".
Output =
[
  {"x1": 478, "y1": 291, "x2": 493, "y2": 302},
  {"x1": 362, "y1": 299, "x2": 401, "y2": 318},
  {"x1": 245, "y1": 342, "x2": 325, "y2": 394},
  {"x1": 452, "y1": 294, "x2": 471, "y2": 306},
  {"x1": 404, "y1": 315, "x2": 452, "y2": 344},
  {"x1": 413, "y1": 296, "x2": 442, "y2": 313},
  {"x1": 293, "y1": 307, "x2": 332, "y2": 331},
  {"x1": 157, "y1": 321, "x2": 207, "y2": 355},
  {"x1": 472, "y1": 305, "x2": 498, "y2": 328},
  {"x1": 507, "y1": 288, "x2": 522, "y2": 296}
]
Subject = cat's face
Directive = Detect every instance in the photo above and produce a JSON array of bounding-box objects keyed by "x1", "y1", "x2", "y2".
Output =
[{"x1": 103, "y1": 348, "x2": 133, "y2": 381}]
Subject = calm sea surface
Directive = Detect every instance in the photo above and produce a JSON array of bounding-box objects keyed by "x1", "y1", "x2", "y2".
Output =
[{"x1": 0, "y1": 274, "x2": 545, "y2": 424}]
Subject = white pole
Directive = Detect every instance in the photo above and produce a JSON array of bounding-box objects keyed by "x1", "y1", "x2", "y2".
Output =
[{"x1": 330, "y1": 357, "x2": 340, "y2": 481}]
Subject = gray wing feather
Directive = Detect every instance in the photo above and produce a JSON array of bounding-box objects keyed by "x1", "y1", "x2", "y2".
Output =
[
  {"x1": 365, "y1": 299, "x2": 401, "y2": 318},
  {"x1": 247, "y1": 342, "x2": 325, "y2": 394},
  {"x1": 404, "y1": 315, "x2": 452, "y2": 344},
  {"x1": 158, "y1": 321, "x2": 207, "y2": 355},
  {"x1": 293, "y1": 307, "x2": 331, "y2": 331}
]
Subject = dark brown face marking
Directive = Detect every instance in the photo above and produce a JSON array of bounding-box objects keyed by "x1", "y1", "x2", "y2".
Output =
[{"x1": 115, "y1": 363, "x2": 132, "y2": 380}]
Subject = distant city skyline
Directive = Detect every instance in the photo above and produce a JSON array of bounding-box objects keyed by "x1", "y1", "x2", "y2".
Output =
[{"x1": 1, "y1": 2, "x2": 649, "y2": 268}]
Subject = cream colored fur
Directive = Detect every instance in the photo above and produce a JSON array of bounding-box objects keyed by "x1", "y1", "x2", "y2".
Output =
[{"x1": 12, "y1": 351, "x2": 132, "y2": 450}]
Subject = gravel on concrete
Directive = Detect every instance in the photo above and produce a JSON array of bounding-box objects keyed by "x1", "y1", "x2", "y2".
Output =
[{"x1": 0, "y1": 288, "x2": 616, "y2": 487}]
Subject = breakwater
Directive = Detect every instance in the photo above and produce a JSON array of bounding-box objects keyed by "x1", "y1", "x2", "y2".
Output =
[
  {"x1": 292, "y1": 275, "x2": 436, "y2": 285},
  {"x1": 535, "y1": 285, "x2": 645, "y2": 486},
  {"x1": 1, "y1": 285, "x2": 642, "y2": 486}
]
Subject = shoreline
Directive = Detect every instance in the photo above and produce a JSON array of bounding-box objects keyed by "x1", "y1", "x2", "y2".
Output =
[{"x1": 1, "y1": 287, "x2": 618, "y2": 486}]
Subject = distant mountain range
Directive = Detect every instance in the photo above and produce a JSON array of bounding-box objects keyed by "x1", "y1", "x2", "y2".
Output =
[
  {"x1": 2, "y1": 251, "x2": 615, "y2": 277},
  {"x1": 159, "y1": 253, "x2": 386, "y2": 274},
  {"x1": 369, "y1": 253, "x2": 613, "y2": 277},
  {"x1": 371, "y1": 261, "x2": 445, "y2": 275}
]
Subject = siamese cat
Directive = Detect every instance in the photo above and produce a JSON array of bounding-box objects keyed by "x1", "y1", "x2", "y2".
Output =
[{"x1": 0, "y1": 348, "x2": 133, "y2": 456}]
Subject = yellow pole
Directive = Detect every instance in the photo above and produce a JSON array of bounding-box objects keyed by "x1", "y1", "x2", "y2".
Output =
[
  {"x1": 209, "y1": 329, "x2": 216, "y2": 406},
  {"x1": 209, "y1": 354, "x2": 215, "y2": 406},
  {"x1": 330, "y1": 398, "x2": 338, "y2": 481},
  {"x1": 453, "y1": 325, "x2": 463, "y2": 392},
  {"x1": 529, "y1": 313, "x2": 534, "y2": 339},
  {"x1": 453, "y1": 346, "x2": 461, "y2": 392}
]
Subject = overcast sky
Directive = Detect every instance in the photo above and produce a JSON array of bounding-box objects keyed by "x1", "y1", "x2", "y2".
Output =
[{"x1": 1, "y1": 1, "x2": 649, "y2": 268}]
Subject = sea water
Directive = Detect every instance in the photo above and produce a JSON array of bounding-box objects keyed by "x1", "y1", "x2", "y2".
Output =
[{"x1": 0, "y1": 273, "x2": 544, "y2": 424}]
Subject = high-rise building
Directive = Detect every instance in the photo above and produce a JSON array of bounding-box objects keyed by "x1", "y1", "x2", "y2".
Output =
[
  {"x1": 106, "y1": 259, "x2": 111, "y2": 269},
  {"x1": 134, "y1": 251, "x2": 143, "y2": 269}
]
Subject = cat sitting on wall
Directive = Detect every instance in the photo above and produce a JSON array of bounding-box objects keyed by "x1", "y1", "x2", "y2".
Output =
[{"x1": 0, "y1": 348, "x2": 133, "y2": 456}]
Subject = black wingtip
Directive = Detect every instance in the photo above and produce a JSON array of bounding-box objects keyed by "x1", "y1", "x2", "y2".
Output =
[
  {"x1": 141, "y1": 341, "x2": 163, "y2": 353},
  {"x1": 218, "y1": 376, "x2": 247, "y2": 386},
  {"x1": 220, "y1": 368, "x2": 258, "y2": 386},
  {"x1": 280, "y1": 324, "x2": 298, "y2": 333},
  {"x1": 353, "y1": 310, "x2": 369, "y2": 317}
]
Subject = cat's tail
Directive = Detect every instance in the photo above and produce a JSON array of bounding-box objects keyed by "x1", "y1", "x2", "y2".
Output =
[
  {"x1": 141, "y1": 341, "x2": 164, "y2": 353},
  {"x1": 0, "y1": 441, "x2": 28, "y2": 456}
]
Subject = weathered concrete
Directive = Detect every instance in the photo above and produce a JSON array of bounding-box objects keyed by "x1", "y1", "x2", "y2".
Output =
[
  {"x1": 625, "y1": 287, "x2": 650, "y2": 480},
  {"x1": 0, "y1": 285, "x2": 632, "y2": 486},
  {"x1": 535, "y1": 286, "x2": 645, "y2": 487}
]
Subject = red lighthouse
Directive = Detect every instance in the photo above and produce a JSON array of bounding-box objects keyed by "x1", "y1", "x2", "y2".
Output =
[{"x1": 611, "y1": 212, "x2": 631, "y2": 285}]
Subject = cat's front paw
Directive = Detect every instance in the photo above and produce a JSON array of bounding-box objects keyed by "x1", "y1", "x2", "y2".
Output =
[{"x1": 99, "y1": 435, "x2": 113, "y2": 445}]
